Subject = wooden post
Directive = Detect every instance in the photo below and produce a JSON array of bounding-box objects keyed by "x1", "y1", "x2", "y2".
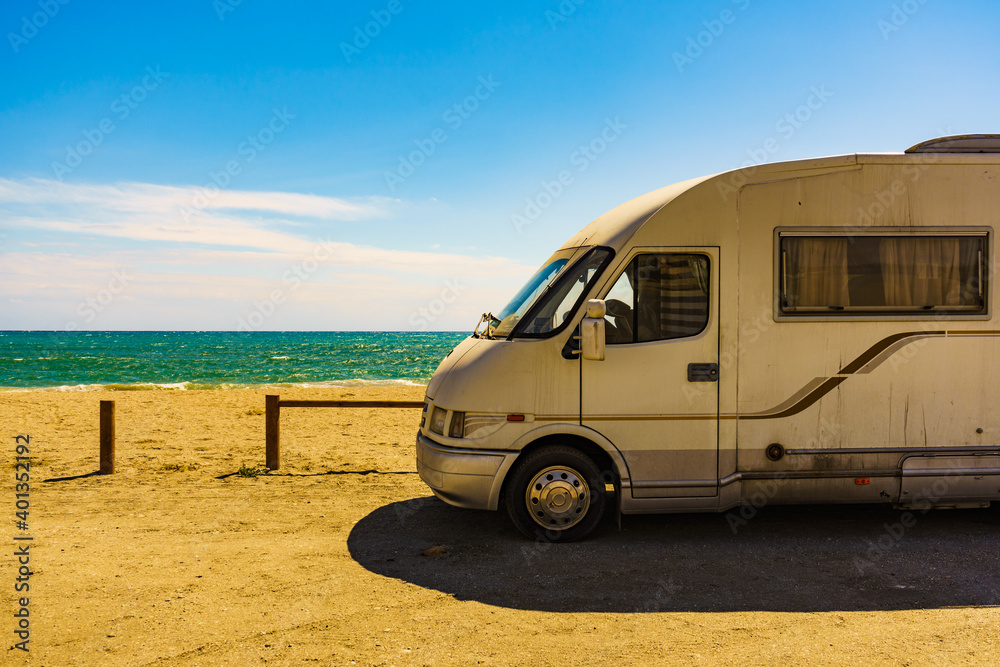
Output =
[
  {"x1": 261, "y1": 397, "x2": 423, "y2": 468},
  {"x1": 100, "y1": 400, "x2": 115, "y2": 474},
  {"x1": 265, "y1": 394, "x2": 280, "y2": 470}
]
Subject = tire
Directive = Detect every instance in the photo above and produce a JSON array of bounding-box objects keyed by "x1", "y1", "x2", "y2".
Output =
[{"x1": 504, "y1": 445, "x2": 608, "y2": 542}]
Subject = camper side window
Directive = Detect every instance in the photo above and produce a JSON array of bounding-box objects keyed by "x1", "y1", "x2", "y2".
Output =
[
  {"x1": 604, "y1": 254, "x2": 710, "y2": 344},
  {"x1": 780, "y1": 233, "x2": 987, "y2": 316}
]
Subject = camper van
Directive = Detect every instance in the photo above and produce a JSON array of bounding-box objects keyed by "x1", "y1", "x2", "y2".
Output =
[{"x1": 416, "y1": 134, "x2": 1000, "y2": 541}]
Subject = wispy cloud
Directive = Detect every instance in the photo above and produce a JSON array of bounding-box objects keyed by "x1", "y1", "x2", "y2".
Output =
[
  {"x1": 0, "y1": 177, "x2": 382, "y2": 252},
  {"x1": 0, "y1": 178, "x2": 534, "y2": 330},
  {"x1": 0, "y1": 250, "x2": 523, "y2": 330},
  {"x1": 0, "y1": 178, "x2": 380, "y2": 217},
  {"x1": 0, "y1": 177, "x2": 528, "y2": 275}
]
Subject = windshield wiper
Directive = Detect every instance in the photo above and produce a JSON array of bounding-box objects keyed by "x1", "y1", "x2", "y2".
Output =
[{"x1": 473, "y1": 312, "x2": 500, "y2": 339}]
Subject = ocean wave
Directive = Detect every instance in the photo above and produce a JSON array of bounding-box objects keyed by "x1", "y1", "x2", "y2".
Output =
[
  {"x1": 279, "y1": 379, "x2": 426, "y2": 388},
  {"x1": 0, "y1": 382, "x2": 205, "y2": 392},
  {"x1": 0, "y1": 378, "x2": 428, "y2": 392},
  {"x1": 58, "y1": 382, "x2": 193, "y2": 392}
]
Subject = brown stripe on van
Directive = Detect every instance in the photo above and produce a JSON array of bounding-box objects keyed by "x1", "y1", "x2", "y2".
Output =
[
  {"x1": 837, "y1": 331, "x2": 945, "y2": 374},
  {"x1": 741, "y1": 376, "x2": 830, "y2": 417},
  {"x1": 851, "y1": 333, "x2": 951, "y2": 374},
  {"x1": 740, "y1": 377, "x2": 846, "y2": 421}
]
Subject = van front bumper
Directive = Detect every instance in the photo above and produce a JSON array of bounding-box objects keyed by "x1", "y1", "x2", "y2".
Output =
[{"x1": 415, "y1": 434, "x2": 518, "y2": 511}]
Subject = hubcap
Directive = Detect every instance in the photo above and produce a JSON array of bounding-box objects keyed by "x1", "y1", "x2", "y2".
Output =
[{"x1": 525, "y1": 465, "x2": 590, "y2": 530}]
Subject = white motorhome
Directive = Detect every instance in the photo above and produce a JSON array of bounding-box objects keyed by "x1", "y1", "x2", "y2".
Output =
[{"x1": 416, "y1": 134, "x2": 1000, "y2": 541}]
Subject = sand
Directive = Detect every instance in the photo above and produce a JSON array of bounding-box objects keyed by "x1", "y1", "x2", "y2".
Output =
[{"x1": 1, "y1": 385, "x2": 998, "y2": 666}]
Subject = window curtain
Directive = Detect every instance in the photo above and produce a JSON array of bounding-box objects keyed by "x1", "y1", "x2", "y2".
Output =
[
  {"x1": 878, "y1": 237, "x2": 975, "y2": 307},
  {"x1": 635, "y1": 255, "x2": 709, "y2": 341},
  {"x1": 785, "y1": 238, "x2": 849, "y2": 308},
  {"x1": 635, "y1": 256, "x2": 662, "y2": 340}
]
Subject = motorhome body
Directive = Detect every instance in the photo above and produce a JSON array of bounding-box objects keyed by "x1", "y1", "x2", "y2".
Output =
[{"x1": 416, "y1": 134, "x2": 1000, "y2": 541}]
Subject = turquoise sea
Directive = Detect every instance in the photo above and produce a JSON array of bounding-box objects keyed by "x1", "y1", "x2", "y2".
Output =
[{"x1": 0, "y1": 331, "x2": 468, "y2": 390}]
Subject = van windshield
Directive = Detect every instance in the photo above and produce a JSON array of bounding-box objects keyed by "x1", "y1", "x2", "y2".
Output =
[
  {"x1": 492, "y1": 251, "x2": 578, "y2": 337},
  {"x1": 492, "y1": 246, "x2": 611, "y2": 338}
]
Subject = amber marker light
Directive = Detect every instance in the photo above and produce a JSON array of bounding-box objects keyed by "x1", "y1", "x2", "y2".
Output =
[
  {"x1": 855, "y1": 478, "x2": 871, "y2": 485},
  {"x1": 449, "y1": 412, "x2": 465, "y2": 438}
]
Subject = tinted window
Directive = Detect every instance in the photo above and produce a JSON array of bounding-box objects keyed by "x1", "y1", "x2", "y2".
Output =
[
  {"x1": 781, "y1": 235, "x2": 985, "y2": 314},
  {"x1": 604, "y1": 254, "x2": 710, "y2": 344}
]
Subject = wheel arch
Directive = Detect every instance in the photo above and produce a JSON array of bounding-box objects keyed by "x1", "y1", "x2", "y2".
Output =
[{"x1": 487, "y1": 423, "x2": 631, "y2": 510}]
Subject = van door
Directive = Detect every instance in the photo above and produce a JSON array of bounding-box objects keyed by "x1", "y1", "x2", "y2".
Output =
[{"x1": 581, "y1": 248, "x2": 720, "y2": 498}]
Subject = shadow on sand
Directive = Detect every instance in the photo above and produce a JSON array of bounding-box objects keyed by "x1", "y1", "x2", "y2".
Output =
[
  {"x1": 214, "y1": 469, "x2": 416, "y2": 480},
  {"x1": 43, "y1": 470, "x2": 104, "y2": 482},
  {"x1": 348, "y1": 496, "x2": 1000, "y2": 613}
]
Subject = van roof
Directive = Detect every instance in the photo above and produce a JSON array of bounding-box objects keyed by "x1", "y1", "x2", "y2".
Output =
[{"x1": 560, "y1": 135, "x2": 1000, "y2": 251}]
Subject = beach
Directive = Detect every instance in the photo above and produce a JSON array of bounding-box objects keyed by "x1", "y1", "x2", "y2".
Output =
[{"x1": 2, "y1": 385, "x2": 998, "y2": 665}]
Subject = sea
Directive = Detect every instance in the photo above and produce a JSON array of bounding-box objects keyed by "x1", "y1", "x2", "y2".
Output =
[{"x1": 0, "y1": 331, "x2": 469, "y2": 391}]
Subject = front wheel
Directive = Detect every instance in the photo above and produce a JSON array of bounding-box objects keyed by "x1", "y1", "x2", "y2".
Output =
[{"x1": 504, "y1": 445, "x2": 607, "y2": 542}]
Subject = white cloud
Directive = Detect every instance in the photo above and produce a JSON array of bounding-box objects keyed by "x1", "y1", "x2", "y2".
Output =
[
  {"x1": 0, "y1": 178, "x2": 536, "y2": 329},
  {"x1": 0, "y1": 177, "x2": 381, "y2": 253},
  {"x1": 0, "y1": 177, "x2": 380, "y2": 218},
  {"x1": 0, "y1": 251, "x2": 522, "y2": 330},
  {"x1": 0, "y1": 177, "x2": 531, "y2": 275}
]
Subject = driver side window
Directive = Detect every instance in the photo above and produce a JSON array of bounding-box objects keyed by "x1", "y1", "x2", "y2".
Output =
[{"x1": 604, "y1": 253, "x2": 710, "y2": 344}]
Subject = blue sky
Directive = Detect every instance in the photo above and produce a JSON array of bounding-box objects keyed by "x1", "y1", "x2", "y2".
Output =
[{"x1": 1, "y1": 0, "x2": 998, "y2": 330}]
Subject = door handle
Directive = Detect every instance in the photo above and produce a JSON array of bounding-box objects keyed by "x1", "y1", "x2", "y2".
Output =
[{"x1": 687, "y1": 363, "x2": 719, "y2": 382}]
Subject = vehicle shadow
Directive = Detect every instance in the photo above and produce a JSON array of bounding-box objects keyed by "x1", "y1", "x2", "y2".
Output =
[{"x1": 347, "y1": 496, "x2": 1000, "y2": 613}]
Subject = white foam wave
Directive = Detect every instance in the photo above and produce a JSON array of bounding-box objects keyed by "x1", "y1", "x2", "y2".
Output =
[{"x1": 0, "y1": 378, "x2": 427, "y2": 392}]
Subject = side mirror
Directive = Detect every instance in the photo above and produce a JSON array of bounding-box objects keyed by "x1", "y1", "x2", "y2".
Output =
[{"x1": 580, "y1": 299, "x2": 606, "y2": 361}]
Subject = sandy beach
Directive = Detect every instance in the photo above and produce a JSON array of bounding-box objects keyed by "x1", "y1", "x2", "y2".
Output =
[{"x1": 2, "y1": 385, "x2": 998, "y2": 665}]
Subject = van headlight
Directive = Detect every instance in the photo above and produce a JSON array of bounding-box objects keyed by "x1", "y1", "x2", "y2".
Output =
[
  {"x1": 462, "y1": 414, "x2": 507, "y2": 439},
  {"x1": 429, "y1": 407, "x2": 447, "y2": 435}
]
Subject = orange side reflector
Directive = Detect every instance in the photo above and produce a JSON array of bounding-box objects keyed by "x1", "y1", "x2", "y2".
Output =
[
  {"x1": 506, "y1": 414, "x2": 525, "y2": 422},
  {"x1": 855, "y1": 478, "x2": 871, "y2": 485}
]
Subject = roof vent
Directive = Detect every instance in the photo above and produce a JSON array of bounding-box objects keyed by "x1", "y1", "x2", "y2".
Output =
[{"x1": 905, "y1": 134, "x2": 1000, "y2": 154}]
